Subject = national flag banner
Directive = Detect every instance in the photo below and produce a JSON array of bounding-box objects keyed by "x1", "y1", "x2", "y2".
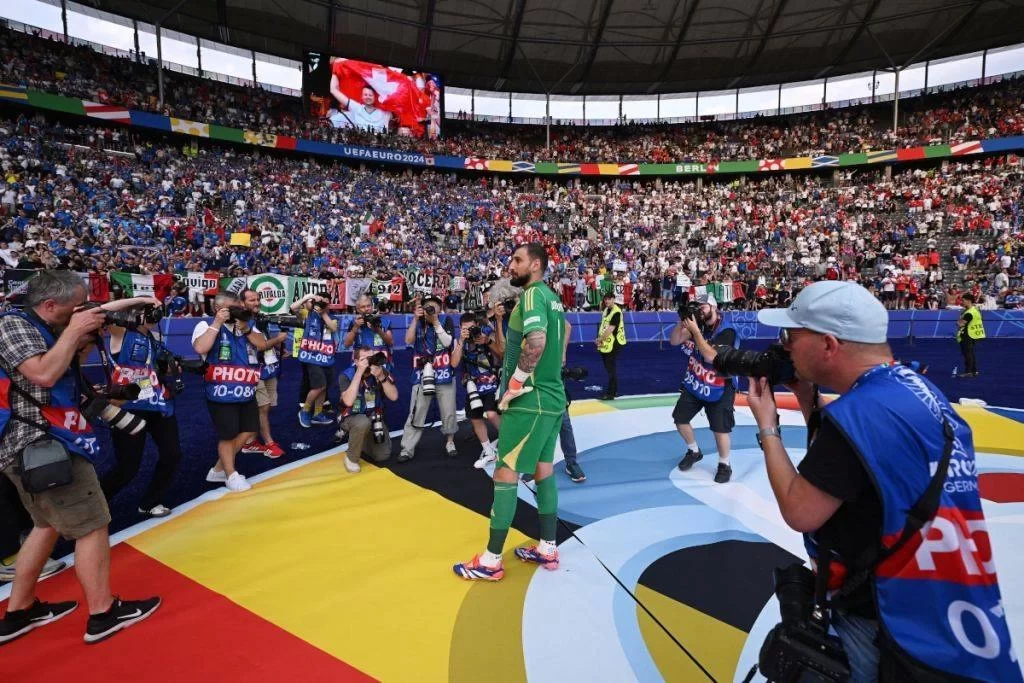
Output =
[
  {"x1": 811, "y1": 155, "x2": 840, "y2": 168},
  {"x1": 186, "y1": 271, "x2": 219, "y2": 298},
  {"x1": 218, "y1": 277, "x2": 247, "y2": 296},
  {"x1": 243, "y1": 130, "x2": 278, "y2": 147},
  {"x1": 866, "y1": 150, "x2": 897, "y2": 163},
  {"x1": 896, "y1": 147, "x2": 927, "y2": 161},
  {"x1": 464, "y1": 157, "x2": 487, "y2": 170},
  {"x1": 450, "y1": 276, "x2": 467, "y2": 293},
  {"x1": 556, "y1": 163, "x2": 581, "y2": 174},
  {"x1": 951, "y1": 141, "x2": 982, "y2": 156},
  {"x1": 331, "y1": 59, "x2": 430, "y2": 135},
  {"x1": 758, "y1": 159, "x2": 784, "y2": 172},
  {"x1": 329, "y1": 279, "x2": 347, "y2": 310},
  {"x1": 291, "y1": 277, "x2": 330, "y2": 303},
  {"x1": 617, "y1": 164, "x2": 640, "y2": 175},
  {"x1": 110, "y1": 272, "x2": 175, "y2": 301},
  {"x1": 486, "y1": 160, "x2": 514, "y2": 172},
  {"x1": 783, "y1": 157, "x2": 812, "y2": 170},
  {"x1": 87, "y1": 272, "x2": 110, "y2": 302},
  {"x1": 424, "y1": 154, "x2": 435, "y2": 166},
  {"x1": 83, "y1": 101, "x2": 131, "y2": 124},
  {"x1": 512, "y1": 161, "x2": 535, "y2": 172},
  {"x1": 0, "y1": 83, "x2": 29, "y2": 101},
  {"x1": 345, "y1": 278, "x2": 372, "y2": 306},
  {"x1": 274, "y1": 136, "x2": 297, "y2": 151},
  {"x1": 169, "y1": 118, "x2": 210, "y2": 137}
]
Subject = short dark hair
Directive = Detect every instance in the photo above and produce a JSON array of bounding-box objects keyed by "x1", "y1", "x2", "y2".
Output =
[
  {"x1": 517, "y1": 242, "x2": 548, "y2": 273},
  {"x1": 962, "y1": 293, "x2": 976, "y2": 303},
  {"x1": 602, "y1": 292, "x2": 615, "y2": 300}
]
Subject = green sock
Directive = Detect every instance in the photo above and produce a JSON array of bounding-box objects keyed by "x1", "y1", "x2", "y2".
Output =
[
  {"x1": 536, "y1": 475, "x2": 559, "y2": 542},
  {"x1": 487, "y1": 482, "x2": 518, "y2": 555}
]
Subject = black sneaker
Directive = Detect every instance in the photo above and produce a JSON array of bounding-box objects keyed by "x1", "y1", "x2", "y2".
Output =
[
  {"x1": 0, "y1": 598, "x2": 78, "y2": 645},
  {"x1": 397, "y1": 450, "x2": 414, "y2": 463},
  {"x1": 565, "y1": 461, "x2": 586, "y2": 483},
  {"x1": 84, "y1": 596, "x2": 161, "y2": 644},
  {"x1": 714, "y1": 463, "x2": 733, "y2": 484},
  {"x1": 677, "y1": 449, "x2": 703, "y2": 471}
]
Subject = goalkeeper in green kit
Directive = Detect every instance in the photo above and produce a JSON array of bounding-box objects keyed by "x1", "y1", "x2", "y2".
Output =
[{"x1": 453, "y1": 243, "x2": 566, "y2": 581}]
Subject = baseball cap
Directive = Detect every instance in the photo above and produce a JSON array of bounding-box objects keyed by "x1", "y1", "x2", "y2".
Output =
[{"x1": 757, "y1": 281, "x2": 888, "y2": 343}]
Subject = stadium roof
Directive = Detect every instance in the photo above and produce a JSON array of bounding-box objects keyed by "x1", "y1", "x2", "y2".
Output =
[{"x1": 90, "y1": 0, "x2": 1024, "y2": 95}]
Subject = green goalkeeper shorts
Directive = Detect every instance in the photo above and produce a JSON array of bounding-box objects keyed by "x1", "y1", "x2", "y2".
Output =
[{"x1": 496, "y1": 410, "x2": 562, "y2": 474}]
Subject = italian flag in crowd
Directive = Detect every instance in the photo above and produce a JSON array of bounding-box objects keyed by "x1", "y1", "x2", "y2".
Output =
[{"x1": 109, "y1": 272, "x2": 175, "y2": 301}]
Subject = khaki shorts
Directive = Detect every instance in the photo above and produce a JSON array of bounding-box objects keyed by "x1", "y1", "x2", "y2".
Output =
[
  {"x1": 255, "y1": 377, "x2": 279, "y2": 408},
  {"x1": 4, "y1": 454, "x2": 111, "y2": 540}
]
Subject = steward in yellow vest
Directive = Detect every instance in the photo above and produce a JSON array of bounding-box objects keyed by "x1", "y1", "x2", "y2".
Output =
[
  {"x1": 955, "y1": 293, "x2": 985, "y2": 377},
  {"x1": 595, "y1": 294, "x2": 626, "y2": 399}
]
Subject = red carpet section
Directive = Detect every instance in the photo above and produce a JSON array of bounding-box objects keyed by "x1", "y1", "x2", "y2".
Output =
[{"x1": 2, "y1": 544, "x2": 375, "y2": 683}]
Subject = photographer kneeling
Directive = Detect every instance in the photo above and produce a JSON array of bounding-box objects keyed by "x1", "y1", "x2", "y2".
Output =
[
  {"x1": 337, "y1": 349, "x2": 398, "y2": 473},
  {"x1": 748, "y1": 281, "x2": 1019, "y2": 683},
  {"x1": 101, "y1": 300, "x2": 185, "y2": 518},
  {"x1": 0, "y1": 271, "x2": 160, "y2": 645},
  {"x1": 669, "y1": 298, "x2": 740, "y2": 483}
]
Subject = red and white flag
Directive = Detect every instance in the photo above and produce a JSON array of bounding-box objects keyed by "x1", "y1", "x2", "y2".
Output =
[
  {"x1": 83, "y1": 101, "x2": 131, "y2": 124},
  {"x1": 330, "y1": 59, "x2": 430, "y2": 135}
]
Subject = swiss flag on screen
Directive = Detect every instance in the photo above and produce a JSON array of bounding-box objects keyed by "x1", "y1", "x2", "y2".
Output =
[{"x1": 331, "y1": 58, "x2": 430, "y2": 135}]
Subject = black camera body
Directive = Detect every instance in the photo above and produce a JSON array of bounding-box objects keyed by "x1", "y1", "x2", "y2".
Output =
[
  {"x1": 368, "y1": 351, "x2": 388, "y2": 367},
  {"x1": 364, "y1": 313, "x2": 381, "y2": 328},
  {"x1": 758, "y1": 564, "x2": 850, "y2": 682},
  {"x1": 468, "y1": 325, "x2": 483, "y2": 340},
  {"x1": 678, "y1": 301, "x2": 704, "y2": 321},
  {"x1": 255, "y1": 313, "x2": 304, "y2": 329},
  {"x1": 227, "y1": 306, "x2": 253, "y2": 323},
  {"x1": 713, "y1": 343, "x2": 797, "y2": 385},
  {"x1": 501, "y1": 297, "x2": 517, "y2": 312},
  {"x1": 95, "y1": 304, "x2": 163, "y2": 331},
  {"x1": 312, "y1": 300, "x2": 327, "y2": 313},
  {"x1": 423, "y1": 304, "x2": 438, "y2": 316},
  {"x1": 561, "y1": 366, "x2": 588, "y2": 381}
]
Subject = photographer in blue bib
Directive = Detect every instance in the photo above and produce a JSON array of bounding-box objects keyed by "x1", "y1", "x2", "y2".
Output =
[
  {"x1": 342, "y1": 293, "x2": 394, "y2": 362},
  {"x1": 744, "y1": 281, "x2": 1019, "y2": 683},
  {"x1": 669, "y1": 297, "x2": 740, "y2": 483},
  {"x1": 239, "y1": 289, "x2": 289, "y2": 459},
  {"x1": 337, "y1": 348, "x2": 398, "y2": 473},
  {"x1": 291, "y1": 293, "x2": 339, "y2": 428},
  {"x1": 0, "y1": 271, "x2": 160, "y2": 646},
  {"x1": 101, "y1": 299, "x2": 188, "y2": 518},
  {"x1": 453, "y1": 311, "x2": 503, "y2": 469},
  {"x1": 399, "y1": 294, "x2": 457, "y2": 462},
  {"x1": 192, "y1": 292, "x2": 281, "y2": 493}
]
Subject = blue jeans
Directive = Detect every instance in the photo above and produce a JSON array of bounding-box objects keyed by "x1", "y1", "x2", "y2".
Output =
[
  {"x1": 559, "y1": 411, "x2": 577, "y2": 465},
  {"x1": 832, "y1": 610, "x2": 880, "y2": 683}
]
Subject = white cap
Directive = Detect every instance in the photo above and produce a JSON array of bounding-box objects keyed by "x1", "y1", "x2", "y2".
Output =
[{"x1": 757, "y1": 280, "x2": 888, "y2": 343}]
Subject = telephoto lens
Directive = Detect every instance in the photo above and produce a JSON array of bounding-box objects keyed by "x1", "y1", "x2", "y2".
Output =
[
  {"x1": 371, "y1": 414, "x2": 386, "y2": 444},
  {"x1": 466, "y1": 379, "x2": 483, "y2": 412},
  {"x1": 421, "y1": 362, "x2": 436, "y2": 396}
]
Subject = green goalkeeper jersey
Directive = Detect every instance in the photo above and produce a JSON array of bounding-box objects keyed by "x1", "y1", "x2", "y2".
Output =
[{"x1": 500, "y1": 280, "x2": 566, "y2": 416}]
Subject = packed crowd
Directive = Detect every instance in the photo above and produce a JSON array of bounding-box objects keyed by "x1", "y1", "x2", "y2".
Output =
[
  {"x1": 4, "y1": 25, "x2": 1024, "y2": 166},
  {"x1": 2, "y1": 105, "x2": 1023, "y2": 313}
]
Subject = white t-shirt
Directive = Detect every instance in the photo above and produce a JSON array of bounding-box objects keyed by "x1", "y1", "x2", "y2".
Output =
[
  {"x1": 331, "y1": 103, "x2": 391, "y2": 133},
  {"x1": 191, "y1": 321, "x2": 257, "y2": 364}
]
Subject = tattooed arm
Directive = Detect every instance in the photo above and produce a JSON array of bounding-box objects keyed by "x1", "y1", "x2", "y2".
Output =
[{"x1": 517, "y1": 330, "x2": 547, "y2": 374}]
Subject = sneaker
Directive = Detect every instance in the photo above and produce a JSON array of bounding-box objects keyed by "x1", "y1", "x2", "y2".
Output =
[
  {"x1": 514, "y1": 545, "x2": 560, "y2": 570},
  {"x1": 139, "y1": 504, "x2": 172, "y2": 518},
  {"x1": 677, "y1": 449, "x2": 703, "y2": 471},
  {"x1": 473, "y1": 449, "x2": 497, "y2": 469},
  {"x1": 344, "y1": 456, "x2": 361, "y2": 473},
  {"x1": 565, "y1": 461, "x2": 586, "y2": 483},
  {"x1": 206, "y1": 467, "x2": 227, "y2": 483},
  {"x1": 263, "y1": 441, "x2": 285, "y2": 459},
  {"x1": 0, "y1": 557, "x2": 67, "y2": 583},
  {"x1": 0, "y1": 598, "x2": 78, "y2": 645},
  {"x1": 225, "y1": 472, "x2": 251, "y2": 492},
  {"x1": 714, "y1": 463, "x2": 733, "y2": 484},
  {"x1": 298, "y1": 410, "x2": 312, "y2": 428},
  {"x1": 452, "y1": 554, "x2": 504, "y2": 581},
  {"x1": 240, "y1": 440, "x2": 266, "y2": 455},
  {"x1": 310, "y1": 413, "x2": 334, "y2": 426},
  {"x1": 84, "y1": 596, "x2": 160, "y2": 644},
  {"x1": 446, "y1": 441, "x2": 458, "y2": 458},
  {"x1": 397, "y1": 450, "x2": 414, "y2": 463}
]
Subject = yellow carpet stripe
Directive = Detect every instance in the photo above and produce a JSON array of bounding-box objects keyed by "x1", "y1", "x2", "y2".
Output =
[{"x1": 954, "y1": 405, "x2": 1024, "y2": 456}]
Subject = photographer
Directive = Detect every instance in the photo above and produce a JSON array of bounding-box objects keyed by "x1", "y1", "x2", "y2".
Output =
[
  {"x1": 669, "y1": 297, "x2": 739, "y2": 484},
  {"x1": 291, "y1": 293, "x2": 339, "y2": 428},
  {"x1": 240, "y1": 289, "x2": 289, "y2": 458},
  {"x1": 399, "y1": 294, "x2": 457, "y2": 461},
  {"x1": 0, "y1": 271, "x2": 160, "y2": 646},
  {"x1": 336, "y1": 348, "x2": 398, "y2": 473},
  {"x1": 342, "y1": 293, "x2": 394, "y2": 360},
  {"x1": 101, "y1": 299, "x2": 185, "y2": 518},
  {"x1": 192, "y1": 292, "x2": 278, "y2": 493},
  {"x1": 453, "y1": 313, "x2": 502, "y2": 469},
  {"x1": 595, "y1": 292, "x2": 625, "y2": 400},
  {"x1": 749, "y1": 281, "x2": 1018, "y2": 682}
]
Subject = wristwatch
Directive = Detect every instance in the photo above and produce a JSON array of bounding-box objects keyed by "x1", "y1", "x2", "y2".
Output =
[{"x1": 756, "y1": 426, "x2": 783, "y2": 450}]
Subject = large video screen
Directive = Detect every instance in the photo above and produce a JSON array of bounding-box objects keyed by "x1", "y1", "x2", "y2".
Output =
[{"x1": 303, "y1": 52, "x2": 442, "y2": 140}]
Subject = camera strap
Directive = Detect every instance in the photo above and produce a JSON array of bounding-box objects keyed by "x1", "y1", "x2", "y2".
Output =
[
  {"x1": 5, "y1": 380, "x2": 58, "y2": 436},
  {"x1": 829, "y1": 417, "x2": 955, "y2": 608}
]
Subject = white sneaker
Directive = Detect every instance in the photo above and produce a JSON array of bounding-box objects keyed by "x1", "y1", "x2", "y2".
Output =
[
  {"x1": 344, "y1": 457, "x2": 361, "y2": 473},
  {"x1": 474, "y1": 449, "x2": 497, "y2": 469},
  {"x1": 225, "y1": 472, "x2": 251, "y2": 492},
  {"x1": 139, "y1": 504, "x2": 172, "y2": 518},
  {"x1": 206, "y1": 468, "x2": 227, "y2": 483}
]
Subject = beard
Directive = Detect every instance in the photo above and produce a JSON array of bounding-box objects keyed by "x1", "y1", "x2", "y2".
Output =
[{"x1": 509, "y1": 273, "x2": 529, "y2": 287}]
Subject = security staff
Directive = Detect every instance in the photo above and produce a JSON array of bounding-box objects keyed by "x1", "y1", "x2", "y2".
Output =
[
  {"x1": 595, "y1": 292, "x2": 626, "y2": 400},
  {"x1": 291, "y1": 293, "x2": 339, "y2": 427},
  {"x1": 337, "y1": 348, "x2": 398, "y2": 473},
  {"x1": 102, "y1": 301, "x2": 184, "y2": 518},
  {"x1": 342, "y1": 293, "x2": 394, "y2": 360},
  {"x1": 669, "y1": 298, "x2": 739, "y2": 483},
  {"x1": 399, "y1": 294, "x2": 457, "y2": 461},
  {"x1": 955, "y1": 292, "x2": 985, "y2": 377},
  {"x1": 752, "y1": 281, "x2": 1019, "y2": 682},
  {"x1": 453, "y1": 314, "x2": 502, "y2": 469}
]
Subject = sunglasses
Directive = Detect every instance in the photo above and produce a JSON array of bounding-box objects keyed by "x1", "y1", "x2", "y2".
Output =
[{"x1": 779, "y1": 328, "x2": 843, "y2": 345}]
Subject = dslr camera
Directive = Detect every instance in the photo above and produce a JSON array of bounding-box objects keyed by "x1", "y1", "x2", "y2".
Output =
[
  {"x1": 415, "y1": 356, "x2": 436, "y2": 396},
  {"x1": 500, "y1": 297, "x2": 517, "y2": 312},
  {"x1": 254, "y1": 313, "x2": 304, "y2": 329},
  {"x1": 227, "y1": 306, "x2": 253, "y2": 323},
  {"x1": 87, "y1": 303, "x2": 164, "y2": 330},
  {"x1": 713, "y1": 344, "x2": 797, "y2": 385},
  {"x1": 757, "y1": 564, "x2": 850, "y2": 682},
  {"x1": 423, "y1": 303, "x2": 438, "y2": 316},
  {"x1": 561, "y1": 366, "x2": 588, "y2": 381},
  {"x1": 364, "y1": 313, "x2": 381, "y2": 328},
  {"x1": 367, "y1": 351, "x2": 388, "y2": 367},
  {"x1": 678, "y1": 301, "x2": 704, "y2": 322}
]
